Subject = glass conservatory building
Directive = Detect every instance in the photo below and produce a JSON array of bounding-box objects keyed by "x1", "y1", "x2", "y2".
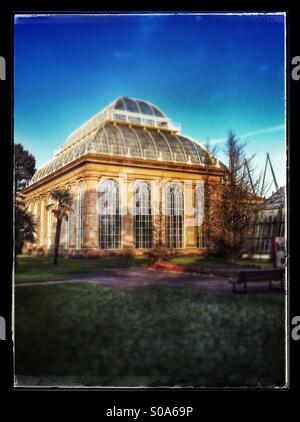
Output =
[{"x1": 23, "y1": 97, "x2": 226, "y2": 257}]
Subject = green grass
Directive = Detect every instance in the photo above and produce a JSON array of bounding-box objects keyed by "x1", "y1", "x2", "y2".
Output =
[
  {"x1": 15, "y1": 284, "x2": 285, "y2": 387},
  {"x1": 15, "y1": 255, "x2": 273, "y2": 284},
  {"x1": 15, "y1": 255, "x2": 150, "y2": 283},
  {"x1": 170, "y1": 256, "x2": 273, "y2": 269}
]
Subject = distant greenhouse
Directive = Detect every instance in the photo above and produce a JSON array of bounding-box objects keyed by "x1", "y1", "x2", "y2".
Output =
[{"x1": 249, "y1": 186, "x2": 285, "y2": 256}]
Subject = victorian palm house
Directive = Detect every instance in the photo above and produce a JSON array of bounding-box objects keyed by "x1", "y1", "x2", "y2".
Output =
[{"x1": 23, "y1": 97, "x2": 226, "y2": 257}]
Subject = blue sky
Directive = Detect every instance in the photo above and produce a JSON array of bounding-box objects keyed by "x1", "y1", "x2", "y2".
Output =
[{"x1": 14, "y1": 13, "x2": 286, "y2": 192}]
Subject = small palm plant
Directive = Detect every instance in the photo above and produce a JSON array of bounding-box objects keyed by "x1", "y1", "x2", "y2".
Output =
[{"x1": 47, "y1": 187, "x2": 73, "y2": 265}]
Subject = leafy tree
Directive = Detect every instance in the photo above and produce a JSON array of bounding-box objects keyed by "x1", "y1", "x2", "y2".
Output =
[
  {"x1": 47, "y1": 188, "x2": 73, "y2": 265},
  {"x1": 15, "y1": 194, "x2": 36, "y2": 255},
  {"x1": 15, "y1": 143, "x2": 36, "y2": 191},
  {"x1": 15, "y1": 143, "x2": 36, "y2": 256}
]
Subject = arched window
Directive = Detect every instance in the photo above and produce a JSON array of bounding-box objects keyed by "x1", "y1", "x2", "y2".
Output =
[
  {"x1": 47, "y1": 196, "x2": 52, "y2": 247},
  {"x1": 195, "y1": 184, "x2": 205, "y2": 248},
  {"x1": 66, "y1": 185, "x2": 72, "y2": 249},
  {"x1": 99, "y1": 179, "x2": 121, "y2": 249},
  {"x1": 134, "y1": 182, "x2": 153, "y2": 248},
  {"x1": 76, "y1": 181, "x2": 84, "y2": 249},
  {"x1": 165, "y1": 183, "x2": 184, "y2": 248},
  {"x1": 40, "y1": 197, "x2": 44, "y2": 245}
]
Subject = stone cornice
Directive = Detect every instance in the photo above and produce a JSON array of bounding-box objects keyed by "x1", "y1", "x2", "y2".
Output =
[{"x1": 24, "y1": 153, "x2": 226, "y2": 194}]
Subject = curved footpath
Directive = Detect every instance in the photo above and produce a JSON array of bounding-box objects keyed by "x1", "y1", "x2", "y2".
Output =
[{"x1": 15, "y1": 267, "x2": 283, "y2": 292}]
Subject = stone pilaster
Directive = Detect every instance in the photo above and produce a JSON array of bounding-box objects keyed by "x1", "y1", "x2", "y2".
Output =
[
  {"x1": 39, "y1": 196, "x2": 45, "y2": 248},
  {"x1": 83, "y1": 178, "x2": 99, "y2": 249},
  {"x1": 68, "y1": 183, "x2": 76, "y2": 249},
  {"x1": 46, "y1": 193, "x2": 54, "y2": 252},
  {"x1": 184, "y1": 180, "x2": 196, "y2": 248},
  {"x1": 121, "y1": 176, "x2": 134, "y2": 248},
  {"x1": 153, "y1": 180, "x2": 166, "y2": 247}
]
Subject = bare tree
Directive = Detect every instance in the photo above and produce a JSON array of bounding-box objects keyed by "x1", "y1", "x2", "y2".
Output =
[
  {"x1": 212, "y1": 131, "x2": 264, "y2": 261},
  {"x1": 151, "y1": 194, "x2": 169, "y2": 259},
  {"x1": 152, "y1": 199, "x2": 165, "y2": 248},
  {"x1": 202, "y1": 140, "x2": 220, "y2": 257}
]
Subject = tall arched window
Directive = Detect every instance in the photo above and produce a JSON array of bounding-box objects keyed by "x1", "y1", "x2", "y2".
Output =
[
  {"x1": 76, "y1": 181, "x2": 84, "y2": 249},
  {"x1": 47, "y1": 196, "x2": 52, "y2": 247},
  {"x1": 134, "y1": 182, "x2": 153, "y2": 248},
  {"x1": 195, "y1": 184, "x2": 205, "y2": 248},
  {"x1": 40, "y1": 197, "x2": 44, "y2": 245},
  {"x1": 99, "y1": 179, "x2": 121, "y2": 249},
  {"x1": 165, "y1": 183, "x2": 184, "y2": 248},
  {"x1": 66, "y1": 185, "x2": 72, "y2": 249}
]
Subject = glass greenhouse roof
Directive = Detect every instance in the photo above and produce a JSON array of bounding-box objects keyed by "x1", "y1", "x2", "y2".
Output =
[
  {"x1": 29, "y1": 97, "x2": 224, "y2": 185},
  {"x1": 113, "y1": 97, "x2": 166, "y2": 118}
]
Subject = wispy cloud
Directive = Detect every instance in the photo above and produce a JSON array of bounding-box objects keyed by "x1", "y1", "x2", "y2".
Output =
[
  {"x1": 209, "y1": 124, "x2": 285, "y2": 145},
  {"x1": 239, "y1": 124, "x2": 285, "y2": 138}
]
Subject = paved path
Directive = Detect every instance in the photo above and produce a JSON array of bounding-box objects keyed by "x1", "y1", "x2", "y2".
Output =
[{"x1": 15, "y1": 267, "x2": 283, "y2": 292}]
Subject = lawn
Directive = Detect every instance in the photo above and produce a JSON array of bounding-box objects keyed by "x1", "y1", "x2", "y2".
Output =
[
  {"x1": 15, "y1": 284, "x2": 286, "y2": 387},
  {"x1": 171, "y1": 256, "x2": 273, "y2": 269},
  {"x1": 15, "y1": 255, "x2": 150, "y2": 283},
  {"x1": 15, "y1": 255, "x2": 273, "y2": 284}
]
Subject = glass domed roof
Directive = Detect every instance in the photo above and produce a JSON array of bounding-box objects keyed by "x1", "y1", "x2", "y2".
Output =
[
  {"x1": 29, "y1": 97, "x2": 225, "y2": 185},
  {"x1": 113, "y1": 97, "x2": 166, "y2": 118}
]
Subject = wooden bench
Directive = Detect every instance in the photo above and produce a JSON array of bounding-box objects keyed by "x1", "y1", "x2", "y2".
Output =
[{"x1": 229, "y1": 268, "x2": 285, "y2": 293}]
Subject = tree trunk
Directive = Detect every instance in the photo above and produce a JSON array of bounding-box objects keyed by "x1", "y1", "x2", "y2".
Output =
[{"x1": 53, "y1": 217, "x2": 62, "y2": 265}]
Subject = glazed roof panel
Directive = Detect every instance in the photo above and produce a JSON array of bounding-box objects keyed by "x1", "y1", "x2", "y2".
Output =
[
  {"x1": 30, "y1": 123, "x2": 217, "y2": 184},
  {"x1": 29, "y1": 97, "x2": 225, "y2": 185}
]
